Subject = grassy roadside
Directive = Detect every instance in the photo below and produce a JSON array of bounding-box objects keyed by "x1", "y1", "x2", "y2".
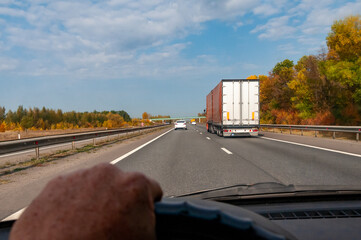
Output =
[{"x1": 0, "y1": 126, "x2": 170, "y2": 182}]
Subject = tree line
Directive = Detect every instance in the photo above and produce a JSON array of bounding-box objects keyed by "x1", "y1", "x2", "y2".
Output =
[
  {"x1": 0, "y1": 106, "x2": 135, "y2": 132},
  {"x1": 255, "y1": 15, "x2": 361, "y2": 125}
]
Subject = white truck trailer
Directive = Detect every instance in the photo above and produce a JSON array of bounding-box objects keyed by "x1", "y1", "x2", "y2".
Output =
[{"x1": 206, "y1": 79, "x2": 260, "y2": 137}]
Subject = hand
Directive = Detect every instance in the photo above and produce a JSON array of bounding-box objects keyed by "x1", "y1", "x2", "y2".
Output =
[{"x1": 10, "y1": 163, "x2": 163, "y2": 240}]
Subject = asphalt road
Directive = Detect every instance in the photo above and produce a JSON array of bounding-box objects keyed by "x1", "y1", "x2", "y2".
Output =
[
  {"x1": 114, "y1": 124, "x2": 361, "y2": 196},
  {"x1": 1, "y1": 124, "x2": 361, "y2": 220}
]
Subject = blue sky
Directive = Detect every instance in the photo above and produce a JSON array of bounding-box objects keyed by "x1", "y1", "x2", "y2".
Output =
[{"x1": 1, "y1": 0, "x2": 360, "y2": 118}]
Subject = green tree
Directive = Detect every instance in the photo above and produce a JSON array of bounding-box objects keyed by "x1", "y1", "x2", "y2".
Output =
[
  {"x1": 272, "y1": 59, "x2": 294, "y2": 75},
  {"x1": 270, "y1": 59, "x2": 295, "y2": 110},
  {"x1": 20, "y1": 116, "x2": 34, "y2": 130},
  {"x1": 0, "y1": 106, "x2": 5, "y2": 122}
]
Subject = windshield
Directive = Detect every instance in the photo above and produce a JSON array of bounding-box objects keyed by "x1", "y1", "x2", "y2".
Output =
[{"x1": 1, "y1": 0, "x2": 361, "y2": 221}]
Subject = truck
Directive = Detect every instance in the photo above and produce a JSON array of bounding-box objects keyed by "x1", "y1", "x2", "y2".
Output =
[{"x1": 206, "y1": 79, "x2": 260, "y2": 137}]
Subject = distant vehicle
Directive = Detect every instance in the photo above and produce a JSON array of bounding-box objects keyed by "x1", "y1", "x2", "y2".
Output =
[
  {"x1": 191, "y1": 121, "x2": 196, "y2": 125},
  {"x1": 206, "y1": 79, "x2": 260, "y2": 137},
  {"x1": 174, "y1": 120, "x2": 187, "y2": 130}
]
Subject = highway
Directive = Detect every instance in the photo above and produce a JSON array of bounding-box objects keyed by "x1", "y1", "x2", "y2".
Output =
[
  {"x1": 1, "y1": 124, "x2": 361, "y2": 220},
  {"x1": 114, "y1": 125, "x2": 361, "y2": 196}
]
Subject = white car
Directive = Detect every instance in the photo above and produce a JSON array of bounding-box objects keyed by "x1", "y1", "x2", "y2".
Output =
[
  {"x1": 174, "y1": 120, "x2": 187, "y2": 130},
  {"x1": 191, "y1": 121, "x2": 196, "y2": 125}
]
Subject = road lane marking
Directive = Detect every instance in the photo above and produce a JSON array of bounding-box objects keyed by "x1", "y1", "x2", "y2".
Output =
[
  {"x1": 261, "y1": 137, "x2": 361, "y2": 158},
  {"x1": 200, "y1": 132, "x2": 202, "y2": 135},
  {"x1": 221, "y1": 147, "x2": 232, "y2": 154},
  {"x1": 110, "y1": 128, "x2": 173, "y2": 165},
  {"x1": 1, "y1": 130, "x2": 172, "y2": 222},
  {"x1": 206, "y1": 137, "x2": 210, "y2": 140},
  {"x1": 0, "y1": 149, "x2": 34, "y2": 158},
  {"x1": 1, "y1": 208, "x2": 26, "y2": 222}
]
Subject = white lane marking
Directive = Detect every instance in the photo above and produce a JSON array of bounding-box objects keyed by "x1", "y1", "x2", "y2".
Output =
[
  {"x1": 0, "y1": 149, "x2": 33, "y2": 158},
  {"x1": 1, "y1": 208, "x2": 26, "y2": 222},
  {"x1": 261, "y1": 137, "x2": 361, "y2": 158},
  {"x1": 1, "y1": 129, "x2": 172, "y2": 222},
  {"x1": 206, "y1": 137, "x2": 210, "y2": 140},
  {"x1": 1, "y1": 130, "x2": 163, "y2": 222},
  {"x1": 110, "y1": 128, "x2": 173, "y2": 165},
  {"x1": 221, "y1": 147, "x2": 232, "y2": 154},
  {"x1": 200, "y1": 132, "x2": 203, "y2": 135}
]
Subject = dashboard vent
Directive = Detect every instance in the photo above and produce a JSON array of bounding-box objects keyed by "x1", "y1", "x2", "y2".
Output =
[{"x1": 261, "y1": 209, "x2": 361, "y2": 220}]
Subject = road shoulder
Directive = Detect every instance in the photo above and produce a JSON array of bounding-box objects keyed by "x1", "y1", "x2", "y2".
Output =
[{"x1": 0, "y1": 126, "x2": 171, "y2": 220}]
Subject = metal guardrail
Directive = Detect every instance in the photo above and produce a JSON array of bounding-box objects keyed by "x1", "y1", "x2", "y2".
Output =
[
  {"x1": 0, "y1": 125, "x2": 167, "y2": 157},
  {"x1": 260, "y1": 124, "x2": 361, "y2": 141}
]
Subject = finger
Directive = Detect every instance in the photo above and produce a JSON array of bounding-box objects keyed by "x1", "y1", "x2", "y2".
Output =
[
  {"x1": 147, "y1": 178, "x2": 163, "y2": 202},
  {"x1": 122, "y1": 172, "x2": 163, "y2": 202}
]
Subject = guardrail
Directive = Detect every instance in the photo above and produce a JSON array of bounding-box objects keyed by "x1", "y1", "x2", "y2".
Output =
[
  {"x1": 260, "y1": 124, "x2": 361, "y2": 142},
  {"x1": 0, "y1": 125, "x2": 167, "y2": 158}
]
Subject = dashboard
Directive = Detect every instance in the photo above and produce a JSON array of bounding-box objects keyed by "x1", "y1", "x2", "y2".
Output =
[{"x1": 1, "y1": 196, "x2": 361, "y2": 240}]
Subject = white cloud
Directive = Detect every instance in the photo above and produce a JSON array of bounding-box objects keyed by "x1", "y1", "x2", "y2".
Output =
[
  {"x1": 0, "y1": 57, "x2": 17, "y2": 71},
  {"x1": 277, "y1": 43, "x2": 301, "y2": 55},
  {"x1": 251, "y1": 16, "x2": 297, "y2": 40},
  {"x1": 0, "y1": 0, "x2": 265, "y2": 77},
  {"x1": 0, "y1": 0, "x2": 359, "y2": 78},
  {"x1": 301, "y1": 1, "x2": 361, "y2": 35},
  {"x1": 253, "y1": 4, "x2": 280, "y2": 16},
  {"x1": 0, "y1": 6, "x2": 25, "y2": 16}
]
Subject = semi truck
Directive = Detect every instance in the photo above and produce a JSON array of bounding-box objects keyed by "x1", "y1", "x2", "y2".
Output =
[{"x1": 206, "y1": 79, "x2": 260, "y2": 137}]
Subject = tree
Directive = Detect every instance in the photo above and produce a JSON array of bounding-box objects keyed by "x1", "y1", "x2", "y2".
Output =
[
  {"x1": 247, "y1": 75, "x2": 258, "y2": 79},
  {"x1": 16, "y1": 105, "x2": 26, "y2": 123},
  {"x1": 0, "y1": 121, "x2": 6, "y2": 132},
  {"x1": 327, "y1": 15, "x2": 361, "y2": 61},
  {"x1": 269, "y1": 60, "x2": 296, "y2": 110},
  {"x1": 142, "y1": 112, "x2": 149, "y2": 120},
  {"x1": 117, "y1": 110, "x2": 131, "y2": 122},
  {"x1": 20, "y1": 116, "x2": 34, "y2": 131},
  {"x1": 0, "y1": 106, "x2": 5, "y2": 122},
  {"x1": 272, "y1": 59, "x2": 294, "y2": 75}
]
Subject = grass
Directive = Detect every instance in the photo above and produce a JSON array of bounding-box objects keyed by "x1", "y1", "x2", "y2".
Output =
[
  {"x1": 76, "y1": 144, "x2": 96, "y2": 153},
  {"x1": 0, "y1": 179, "x2": 12, "y2": 185}
]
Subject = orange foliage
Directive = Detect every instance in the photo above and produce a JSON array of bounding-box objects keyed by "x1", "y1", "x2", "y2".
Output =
[
  {"x1": 271, "y1": 109, "x2": 301, "y2": 124},
  {"x1": 0, "y1": 122, "x2": 5, "y2": 132}
]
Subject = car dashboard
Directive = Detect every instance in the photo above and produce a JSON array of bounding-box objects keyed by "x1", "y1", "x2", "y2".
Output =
[
  {"x1": 1, "y1": 195, "x2": 361, "y2": 240},
  {"x1": 220, "y1": 195, "x2": 361, "y2": 240}
]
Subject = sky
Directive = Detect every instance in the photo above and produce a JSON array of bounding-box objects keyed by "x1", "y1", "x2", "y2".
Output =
[{"x1": 0, "y1": 0, "x2": 361, "y2": 118}]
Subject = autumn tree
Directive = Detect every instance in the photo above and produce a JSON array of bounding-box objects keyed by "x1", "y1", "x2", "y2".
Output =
[
  {"x1": 257, "y1": 15, "x2": 361, "y2": 125},
  {"x1": 327, "y1": 15, "x2": 361, "y2": 61},
  {"x1": 0, "y1": 106, "x2": 132, "y2": 131},
  {"x1": 142, "y1": 112, "x2": 150, "y2": 120},
  {"x1": 247, "y1": 75, "x2": 258, "y2": 79},
  {"x1": 324, "y1": 15, "x2": 361, "y2": 124},
  {"x1": 270, "y1": 59, "x2": 295, "y2": 110}
]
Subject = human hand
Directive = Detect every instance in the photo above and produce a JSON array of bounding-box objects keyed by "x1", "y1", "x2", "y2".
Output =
[{"x1": 10, "y1": 163, "x2": 163, "y2": 240}]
